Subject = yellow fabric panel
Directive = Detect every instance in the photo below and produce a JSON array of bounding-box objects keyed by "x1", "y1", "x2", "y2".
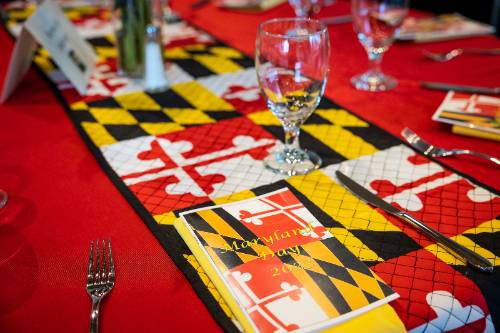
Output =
[
  {"x1": 71, "y1": 101, "x2": 88, "y2": 110},
  {"x1": 153, "y1": 212, "x2": 177, "y2": 225},
  {"x1": 462, "y1": 218, "x2": 500, "y2": 234},
  {"x1": 114, "y1": 92, "x2": 161, "y2": 110},
  {"x1": 288, "y1": 171, "x2": 401, "y2": 232},
  {"x1": 328, "y1": 227, "x2": 384, "y2": 263},
  {"x1": 316, "y1": 109, "x2": 369, "y2": 127},
  {"x1": 34, "y1": 55, "x2": 54, "y2": 73},
  {"x1": 81, "y1": 122, "x2": 117, "y2": 147},
  {"x1": 330, "y1": 277, "x2": 369, "y2": 309},
  {"x1": 139, "y1": 122, "x2": 184, "y2": 135},
  {"x1": 9, "y1": 8, "x2": 34, "y2": 20},
  {"x1": 248, "y1": 110, "x2": 281, "y2": 126},
  {"x1": 440, "y1": 111, "x2": 496, "y2": 127},
  {"x1": 193, "y1": 55, "x2": 243, "y2": 74},
  {"x1": 198, "y1": 210, "x2": 242, "y2": 240},
  {"x1": 321, "y1": 304, "x2": 406, "y2": 333},
  {"x1": 184, "y1": 44, "x2": 207, "y2": 51},
  {"x1": 426, "y1": 234, "x2": 499, "y2": 266},
  {"x1": 172, "y1": 82, "x2": 234, "y2": 111},
  {"x1": 210, "y1": 47, "x2": 243, "y2": 58},
  {"x1": 89, "y1": 108, "x2": 137, "y2": 125},
  {"x1": 452, "y1": 125, "x2": 500, "y2": 141},
  {"x1": 213, "y1": 189, "x2": 255, "y2": 205},
  {"x1": 163, "y1": 108, "x2": 215, "y2": 125},
  {"x1": 95, "y1": 47, "x2": 117, "y2": 59},
  {"x1": 164, "y1": 47, "x2": 191, "y2": 59},
  {"x1": 302, "y1": 124, "x2": 378, "y2": 160}
]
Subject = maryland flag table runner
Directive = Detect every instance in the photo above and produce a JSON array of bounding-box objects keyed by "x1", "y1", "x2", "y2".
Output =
[{"x1": 2, "y1": 3, "x2": 499, "y2": 332}]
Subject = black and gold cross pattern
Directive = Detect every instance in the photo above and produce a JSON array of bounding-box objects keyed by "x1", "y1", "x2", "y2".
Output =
[{"x1": 70, "y1": 86, "x2": 241, "y2": 147}]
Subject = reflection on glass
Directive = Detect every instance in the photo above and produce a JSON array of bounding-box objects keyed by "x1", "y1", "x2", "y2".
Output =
[{"x1": 351, "y1": 0, "x2": 408, "y2": 91}]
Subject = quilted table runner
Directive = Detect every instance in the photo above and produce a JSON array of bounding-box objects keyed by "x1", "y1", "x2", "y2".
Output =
[{"x1": 2, "y1": 4, "x2": 499, "y2": 332}]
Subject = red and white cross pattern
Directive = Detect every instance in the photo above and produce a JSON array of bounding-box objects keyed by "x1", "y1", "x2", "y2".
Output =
[{"x1": 101, "y1": 117, "x2": 283, "y2": 214}]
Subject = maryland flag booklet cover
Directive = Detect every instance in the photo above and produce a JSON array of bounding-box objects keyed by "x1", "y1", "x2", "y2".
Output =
[{"x1": 174, "y1": 188, "x2": 399, "y2": 333}]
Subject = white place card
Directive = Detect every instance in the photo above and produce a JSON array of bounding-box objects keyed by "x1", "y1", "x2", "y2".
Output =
[{"x1": 1, "y1": 0, "x2": 97, "y2": 102}]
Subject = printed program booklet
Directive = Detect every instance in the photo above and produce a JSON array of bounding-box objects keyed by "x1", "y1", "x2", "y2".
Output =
[
  {"x1": 397, "y1": 13, "x2": 495, "y2": 43},
  {"x1": 174, "y1": 188, "x2": 399, "y2": 333},
  {"x1": 432, "y1": 91, "x2": 500, "y2": 141}
]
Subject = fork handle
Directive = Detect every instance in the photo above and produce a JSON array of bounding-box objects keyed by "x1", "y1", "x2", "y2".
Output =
[
  {"x1": 449, "y1": 149, "x2": 500, "y2": 166},
  {"x1": 464, "y1": 48, "x2": 500, "y2": 55},
  {"x1": 90, "y1": 298, "x2": 102, "y2": 333}
]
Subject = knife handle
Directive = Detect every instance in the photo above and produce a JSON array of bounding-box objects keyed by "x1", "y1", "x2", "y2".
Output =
[{"x1": 396, "y1": 212, "x2": 494, "y2": 273}]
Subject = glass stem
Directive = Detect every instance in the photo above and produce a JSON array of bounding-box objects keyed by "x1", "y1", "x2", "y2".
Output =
[
  {"x1": 284, "y1": 125, "x2": 300, "y2": 152},
  {"x1": 367, "y1": 48, "x2": 383, "y2": 75}
]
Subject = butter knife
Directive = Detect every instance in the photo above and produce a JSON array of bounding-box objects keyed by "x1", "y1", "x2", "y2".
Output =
[
  {"x1": 335, "y1": 171, "x2": 494, "y2": 273},
  {"x1": 421, "y1": 81, "x2": 500, "y2": 95}
]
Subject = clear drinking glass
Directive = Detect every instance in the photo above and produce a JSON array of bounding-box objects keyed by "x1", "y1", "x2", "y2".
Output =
[
  {"x1": 351, "y1": 0, "x2": 408, "y2": 91},
  {"x1": 289, "y1": 0, "x2": 328, "y2": 17},
  {"x1": 256, "y1": 18, "x2": 330, "y2": 176}
]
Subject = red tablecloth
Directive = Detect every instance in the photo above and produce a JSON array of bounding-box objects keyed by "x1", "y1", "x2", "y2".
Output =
[{"x1": 0, "y1": 1, "x2": 498, "y2": 332}]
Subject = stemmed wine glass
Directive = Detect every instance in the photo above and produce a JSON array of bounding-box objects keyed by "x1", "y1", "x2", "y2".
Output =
[
  {"x1": 256, "y1": 18, "x2": 330, "y2": 176},
  {"x1": 351, "y1": 0, "x2": 408, "y2": 91},
  {"x1": 289, "y1": 0, "x2": 334, "y2": 17}
]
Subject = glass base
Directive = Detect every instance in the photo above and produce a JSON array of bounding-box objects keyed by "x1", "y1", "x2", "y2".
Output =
[
  {"x1": 264, "y1": 148, "x2": 322, "y2": 176},
  {"x1": 351, "y1": 70, "x2": 397, "y2": 92}
]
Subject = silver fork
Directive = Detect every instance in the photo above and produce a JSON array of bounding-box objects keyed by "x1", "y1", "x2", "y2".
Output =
[
  {"x1": 401, "y1": 127, "x2": 500, "y2": 166},
  {"x1": 422, "y1": 48, "x2": 500, "y2": 62},
  {"x1": 87, "y1": 240, "x2": 115, "y2": 333}
]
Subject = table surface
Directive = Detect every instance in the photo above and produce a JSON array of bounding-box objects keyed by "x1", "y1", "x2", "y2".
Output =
[{"x1": 0, "y1": 1, "x2": 499, "y2": 332}]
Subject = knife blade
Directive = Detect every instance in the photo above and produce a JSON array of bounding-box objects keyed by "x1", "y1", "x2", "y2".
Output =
[
  {"x1": 421, "y1": 81, "x2": 500, "y2": 95},
  {"x1": 335, "y1": 170, "x2": 494, "y2": 273}
]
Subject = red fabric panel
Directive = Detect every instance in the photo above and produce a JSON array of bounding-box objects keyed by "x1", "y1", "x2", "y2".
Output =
[{"x1": 0, "y1": 29, "x2": 220, "y2": 333}]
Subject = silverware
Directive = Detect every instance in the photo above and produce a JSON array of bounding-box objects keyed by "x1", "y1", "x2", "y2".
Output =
[
  {"x1": 0, "y1": 189, "x2": 7, "y2": 208},
  {"x1": 420, "y1": 81, "x2": 500, "y2": 95},
  {"x1": 401, "y1": 127, "x2": 500, "y2": 166},
  {"x1": 422, "y1": 48, "x2": 500, "y2": 62},
  {"x1": 335, "y1": 171, "x2": 494, "y2": 273},
  {"x1": 87, "y1": 240, "x2": 115, "y2": 333},
  {"x1": 320, "y1": 15, "x2": 353, "y2": 25}
]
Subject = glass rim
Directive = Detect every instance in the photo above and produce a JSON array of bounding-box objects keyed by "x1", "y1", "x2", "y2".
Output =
[{"x1": 258, "y1": 17, "x2": 328, "y2": 39}]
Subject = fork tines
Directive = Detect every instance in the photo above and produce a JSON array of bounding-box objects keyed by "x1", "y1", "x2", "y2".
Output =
[{"x1": 87, "y1": 240, "x2": 115, "y2": 290}]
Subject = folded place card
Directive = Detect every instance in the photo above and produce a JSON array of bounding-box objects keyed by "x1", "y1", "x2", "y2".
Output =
[
  {"x1": 1, "y1": 0, "x2": 96, "y2": 102},
  {"x1": 175, "y1": 188, "x2": 399, "y2": 333}
]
